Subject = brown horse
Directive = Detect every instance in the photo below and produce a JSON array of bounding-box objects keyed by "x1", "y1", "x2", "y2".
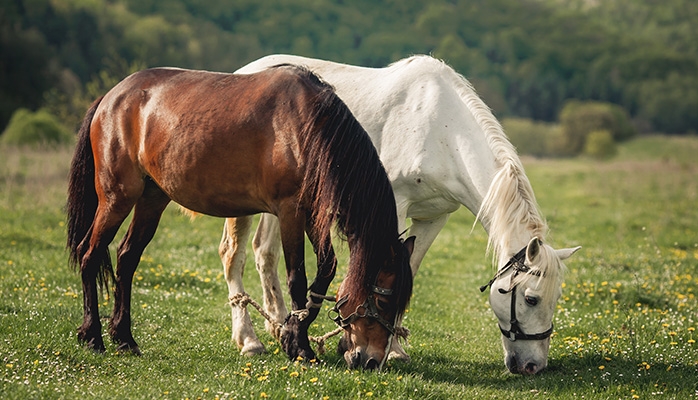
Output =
[{"x1": 66, "y1": 65, "x2": 414, "y2": 369}]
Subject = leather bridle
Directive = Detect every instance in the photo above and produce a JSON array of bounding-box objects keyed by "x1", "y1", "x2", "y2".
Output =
[
  {"x1": 329, "y1": 285, "x2": 397, "y2": 335},
  {"x1": 480, "y1": 245, "x2": 554, "y2": 342}
]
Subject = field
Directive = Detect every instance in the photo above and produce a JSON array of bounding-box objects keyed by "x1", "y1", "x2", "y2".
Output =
[{"x1": 1, "y1": 136, "x2": 697, "y2": 399}]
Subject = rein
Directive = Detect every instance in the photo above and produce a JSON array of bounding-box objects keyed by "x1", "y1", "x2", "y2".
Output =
[{"x1": 480, "y1": 245, "x2": 553, "y2": 342}]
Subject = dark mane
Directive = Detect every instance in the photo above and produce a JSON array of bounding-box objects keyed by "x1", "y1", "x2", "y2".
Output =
[{"x1": 294, "y1": 67, "x2": 412, "y2": 315}]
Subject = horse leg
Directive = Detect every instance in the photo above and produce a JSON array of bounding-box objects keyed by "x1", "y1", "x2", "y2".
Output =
[
  {"x1": 277, "y1": 209, "x2": 315, "y2": 361},
  {"x1": 388, "y1": 213, "x2": 450, "y2": 362},
  {"x1": 220, "y1": 216, "x2": 266, "y2": 356},
  {"x1": 407, "y1": 213, "x2": 450, "y2": 275},
  {"x1": 252, "y1": 213, "x2": 287, "y2": 337},
  {"x1": 109, "y1": 181, "x2": 170, "y2": 355},
  {"x1": 77, "y1": 202, "x2": 136, "y2": 352},
  {"x1": 304, "y1": 217, "x2": 337, "y2": 323}
]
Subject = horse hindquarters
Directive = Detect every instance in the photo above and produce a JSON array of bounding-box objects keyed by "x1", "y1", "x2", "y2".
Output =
[{"x1": 67, "y1": 99, "x2": 136, "y2": 351}]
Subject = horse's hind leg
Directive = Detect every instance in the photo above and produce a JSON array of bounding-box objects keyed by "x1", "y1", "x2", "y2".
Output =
[
  {"x1": 252, "y1": 214, "x2": 287, "y2": 337},
  {"x1": 220, "y1": 216, "x2": 265, "y2": 356},
  {"x1": 109, "y1": 181, "x2": 170, "y2": 355},
  {"x1": 78, "y1": 200, "x2": 137, "y2": 352}
]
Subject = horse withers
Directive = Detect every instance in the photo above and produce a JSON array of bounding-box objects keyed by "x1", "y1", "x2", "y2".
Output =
[{"x1": 66, "y1": 65, "x2": 413, "y2": 370}]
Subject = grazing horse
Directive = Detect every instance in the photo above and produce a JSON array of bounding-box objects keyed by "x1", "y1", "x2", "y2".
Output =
[
  {"x1": 222, "y1": 55, "x2": 580, "y2": 374},
  {"x1": 65, "y1": 65, "x2": 414, "y2": 370}
]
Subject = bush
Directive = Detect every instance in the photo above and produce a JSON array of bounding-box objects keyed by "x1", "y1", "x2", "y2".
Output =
[
  {"x1": 502, "y1": 117, "x2": 567, "y2": 157},
  {"x1": 0, "y1": 108, "x2": 74, "y2": 146},
  {"x1": 583, "y1": 129, "x2": 617, "y2": 160},
  {"x1": 559, "y1": 100, "x2": 635, "y2": 155}
]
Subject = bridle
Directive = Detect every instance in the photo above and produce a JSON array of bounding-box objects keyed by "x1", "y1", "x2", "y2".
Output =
[
  {"x1": 480, "y1": 245, "x2": 554, "y2": 342},
  {"x1": 329, "y1": 285, "x2": 397, "y2": 335}
]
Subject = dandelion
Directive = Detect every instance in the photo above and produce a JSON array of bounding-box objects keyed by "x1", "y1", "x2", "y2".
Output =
[
  {"x1": 309, "y1": 377, "x2": 318, "y2": 383},
  {"x1": 365, "y1": 392, "x2": 373, "y2": 397},
  {"x1": 260, "y1": 393, "x2": 268, "y2": 398},
  {"x1": 598, "y1": 365, "x2": 605, "y2": 370},
  {"x1": 289, "y1": 371, "x2": 299, "y2": 378}
]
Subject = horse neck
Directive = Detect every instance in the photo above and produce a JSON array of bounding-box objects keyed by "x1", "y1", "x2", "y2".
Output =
[{"x1": 446, "y1": 70, "x2": 548, "y2": 270}]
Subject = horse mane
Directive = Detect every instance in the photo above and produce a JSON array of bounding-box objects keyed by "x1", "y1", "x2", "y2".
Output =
[
  {"x1": 292, "y1": 66, "x2": 412, "y2": 313},
  {"x1": 420, "y1": 56, "x2": 549, "y2": 270}
]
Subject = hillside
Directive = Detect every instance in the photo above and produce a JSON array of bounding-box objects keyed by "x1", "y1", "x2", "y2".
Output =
[{"x1": 2, "y1": 0, "x2": 697, "y2": 133}]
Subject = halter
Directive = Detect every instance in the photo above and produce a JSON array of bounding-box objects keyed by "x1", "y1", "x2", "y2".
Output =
[
  {"x1": 480, "y1": 245, "x2": 553, "y2": 342},
  {"x1": 329, "y1": 285, "x2": 397, "y2": 335}
]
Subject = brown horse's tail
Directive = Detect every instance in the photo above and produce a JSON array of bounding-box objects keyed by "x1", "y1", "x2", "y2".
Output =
[{"x1": 66, "y1": 97, "x2": 113, "y2": 288}]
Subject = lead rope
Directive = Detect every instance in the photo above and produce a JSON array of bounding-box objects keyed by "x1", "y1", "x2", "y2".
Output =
[{"x1": 229, "y1": 292, "x2": 411, "y2": 355}]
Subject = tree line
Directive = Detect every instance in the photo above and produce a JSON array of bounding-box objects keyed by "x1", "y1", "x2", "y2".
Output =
[{"x1": 2, "y1": 0, "x2": 697, "y2": 135}]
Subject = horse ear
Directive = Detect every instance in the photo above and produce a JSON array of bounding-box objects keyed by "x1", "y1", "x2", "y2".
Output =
[
  {"x1": 555, "y1": 246, "x2": 582, "y2": 260},
  {"x1": 403, "y1": 236, "x2": 416, "y2": 256},
  {"x1": 526, "y1": 237, "x2": 542, "y2": 262}
]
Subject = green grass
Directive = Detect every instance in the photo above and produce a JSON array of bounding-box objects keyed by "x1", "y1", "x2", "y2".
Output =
[{"x1": 1, "y1": 136, "x2": 697, "y2": 399}]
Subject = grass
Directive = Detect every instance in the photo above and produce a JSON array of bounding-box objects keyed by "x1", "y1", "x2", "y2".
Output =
[{"x1": 1, "y1": 135, "x2": 697, "y2": 399}]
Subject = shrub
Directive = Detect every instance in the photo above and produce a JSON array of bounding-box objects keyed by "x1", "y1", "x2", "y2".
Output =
[
  {"x1": 559, "y1": 100, "x2": 635, "y2": 155},
  {"x1": 583, "y1": 129, "x2": 617, "y2": 160},
  {"x1": 502, "y1": 117, "x2": 567, "y2": 157},
  {"x1": 0, "y1": 108, "x2": 73, "y2": 146}
]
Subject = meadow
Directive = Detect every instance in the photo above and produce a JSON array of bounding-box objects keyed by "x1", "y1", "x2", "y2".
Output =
[{"x1": 1, "y1": 136, "x2": 697, "y2": 399}]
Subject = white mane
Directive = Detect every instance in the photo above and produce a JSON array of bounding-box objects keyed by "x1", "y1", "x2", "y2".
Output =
[{"x1": 414, "y1": 57, "x2": 549, "y2": 269}]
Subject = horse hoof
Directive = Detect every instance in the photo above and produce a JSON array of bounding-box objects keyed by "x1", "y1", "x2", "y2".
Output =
[
  {"x1": 116, "y1": 342, "x2": 142, "y2": 356},
  {"x1": 280, "y1": 316, "x2": 316, "y2": 361},
  {"x1": 79, "y1": 333, "x2": 106, "y2": 353},
  {"x1": 240, "y1": 341, "x2": 266, "y2": 356}
]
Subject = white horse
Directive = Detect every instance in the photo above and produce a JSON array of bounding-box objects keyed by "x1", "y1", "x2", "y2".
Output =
[{"x1": 222, "y1": 54, "x2": 580, "y2": 374}]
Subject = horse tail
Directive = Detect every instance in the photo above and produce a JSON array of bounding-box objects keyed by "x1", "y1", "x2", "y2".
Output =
[{"x1": 66, "y1": 96, "x2": 113, "y2": 288}]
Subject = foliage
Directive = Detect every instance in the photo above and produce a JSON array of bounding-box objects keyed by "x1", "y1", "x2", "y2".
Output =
[
  {"x1": 2, "y1": 137, "x2": 698, "y2": 399},
  {"x1": 1, "y1": 0, "x2": 698, "y2": 134},
  {"x1": 0, "y1": 108, "x2": 73, "y2": 146},
  {"x1": 559, "y1": 100, "x2": 635, "y2": 156},
  {"x1": 583, "y1": 130, "x2": 617, "y2": 160},
  {"x1": 502, "y1": 117, "x2": 566, "y2": 158}
]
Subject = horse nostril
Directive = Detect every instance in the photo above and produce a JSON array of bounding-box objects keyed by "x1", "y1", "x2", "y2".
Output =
[
  {"x1": 524, "y1": 362, "x2": 537, "y2": 375},
  {"x1": 364, "y1": 358, "x2": 380, "y2": 370}
]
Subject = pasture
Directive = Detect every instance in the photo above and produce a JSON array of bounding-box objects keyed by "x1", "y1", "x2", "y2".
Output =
[{"x1": 1, "y1": 135, "x2": 697, "y2": 399}]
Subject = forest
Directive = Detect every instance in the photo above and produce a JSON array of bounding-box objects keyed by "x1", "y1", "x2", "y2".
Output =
[{"x1": 2, "y1": 0, "x2": 697, "y2": 136}]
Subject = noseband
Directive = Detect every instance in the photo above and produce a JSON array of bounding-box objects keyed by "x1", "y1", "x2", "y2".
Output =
[
  {"x1": 480, "y1": 246, "x2": 553, "y2": 342},
  {"x1": 329, "y1": 285, "x2": 397, "y2": 335}
]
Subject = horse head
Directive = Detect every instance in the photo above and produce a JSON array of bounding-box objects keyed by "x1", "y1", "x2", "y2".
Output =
[
  {"x1": 333, "y1": 236, "x2": 414, "y2": 370},
  {"x1": 483, "y1": 237, "x2": 580, "y2": 375}
]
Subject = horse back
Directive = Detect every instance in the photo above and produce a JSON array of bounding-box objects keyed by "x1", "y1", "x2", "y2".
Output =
[{"x1": 90, "y1": 66, "x2": 326, "y2": 217}]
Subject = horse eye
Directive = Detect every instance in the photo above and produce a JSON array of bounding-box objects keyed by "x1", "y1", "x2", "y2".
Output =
[
  {"x1": 525, "y1": 296, "x2": 539, "y2": 306},
  {"x1": 376, "y1": 300, "x2": 390, "y2": 311}
]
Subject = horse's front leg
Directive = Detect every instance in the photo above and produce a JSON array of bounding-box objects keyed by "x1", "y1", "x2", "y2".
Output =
[
  {"x1": 220, "y1": 216, "x2": 266, "y2": 356},
  {"x1": 305, "y1": 221, "x2": 337, "y2": 324},
  {"x1": 277, "y1": 210, "x2": 315, "y2": 361}
]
